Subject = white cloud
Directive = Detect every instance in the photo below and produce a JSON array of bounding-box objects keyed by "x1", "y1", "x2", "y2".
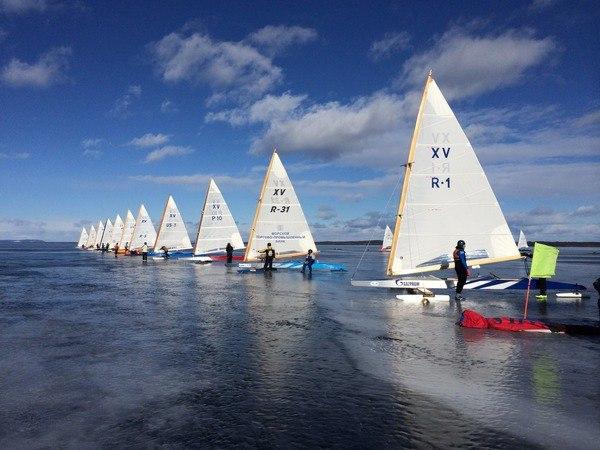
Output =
[
  {"x1": 0, "y1": 151, "x2": 30, "y2": 159},
  {"x1": 149, "y1": 31, "x2": 282, "y2": 101},
  {"x1": 369, "y1": 31, "x2": 410, "y2": 60},
  {"x1": 248, "y1": 25, "x2": 317, "y2": 55},
  {"x1": 398, "y1": 28, "x2": 556, "y2": 99},
  {"x1": 160, "y1": 99, "x2": 178, "y2": 113},
  {"x1": 110, "y1": 84, "x2": 142, "y2": 116},
  {"x1": 81, "y1": 138, "x2": 103, "y2": 148},
  {"x1": 128, "y1": 133, "x2": 170, "y2": 148},
  {"x1": 129, "y1": 173, "x2": 256, "y2": 188},
  {"x1": 82, "y1": 149, "x2": 102, "y2": 158},
  {"x1": 0, "y1": 217, "x2": 85, "y2": 241},
  {"x1": 571, "y1": 109, "x2": 600, "y2": 128},
  {"x1": 1, "y1": 46, "x2": 71, "y2": 88},
  {"x1": 316, "y1": 205, "x2": 337, "y2": 221},
  {"x1": 0, "y1": 0, "x2": 47, "y2": 14},
  {"x1": 205, "y1": 92, "x2": 306, "y2": 126},
  {"x1": 144, "y1": 145, "x2": 192, "y2": 163}
]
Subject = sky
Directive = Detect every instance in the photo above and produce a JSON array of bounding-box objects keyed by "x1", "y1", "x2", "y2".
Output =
[{"x1": 0, "y1": 0, "x2": 599, "y2": 242}]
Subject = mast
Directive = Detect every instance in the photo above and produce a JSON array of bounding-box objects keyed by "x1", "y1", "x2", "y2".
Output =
[
  {"x1": 193, "y1": 180, "x2": 213, "y2": 255},
  {"x1": 244, "y1": 149, "x2": 278, "y2": 262},
  {"x1": 386, "y1": 71, "x2": 433, "y2": 276}
]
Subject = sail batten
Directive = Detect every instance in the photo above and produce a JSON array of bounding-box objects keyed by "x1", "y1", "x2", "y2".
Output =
[
  {"x1": 244, "y1": 151, "x2": 316, "y2": 262},
  {"x1": 154, "y1": 195, "x2": 192, "y2": 252},
  {"x1": 387, "y1": 75, "x2": 520, "y2": 276},
  {"x1": 193, "y1": 179, "x2": 244, "y2": 256}
]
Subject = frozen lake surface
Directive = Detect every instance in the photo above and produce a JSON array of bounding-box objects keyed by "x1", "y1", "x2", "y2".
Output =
[{"x1": 1, "y1": 242, "x2": 599, "y2": 448}]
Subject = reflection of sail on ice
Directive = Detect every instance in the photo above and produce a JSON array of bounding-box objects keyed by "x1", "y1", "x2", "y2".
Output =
[
  {"x1": 85, "y1": 225, "x2": 96, "y2": 248},
  {"x1": 118, "y1": 210, "x2": 136, "y2": 250},
  {"x1": 109, "y1": 215, "x2": 123, "y2": 249},
  {"x1": 130, "y1": 204, "x2": 157, "y2": 251},
  {"x1": 386, "y1": 73, "x2": 520, "y2": 276},
  {"x1": 100, "y1": 218, "x2": 113, "y2": 248},
  {"x1": 77, "y1": 227, "x2": 88, "y2": 248},
  {"x1": 244, "y1": 151, "x2": 317, "y2": 262},
  {"x1": 154, "y1": 195, "x2": 192, "y2": 252},
  {"x1": 193, "y1": 179, "x2": 244, "y2": 256},
  {"x1": 381, "y1": 225, "x2": 393, "y2": 252}
]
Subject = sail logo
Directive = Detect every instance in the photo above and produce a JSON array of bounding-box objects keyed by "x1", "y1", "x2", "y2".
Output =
[
  {"x1": 431, "y1": 147, "x2": 451, "y2": 158},
  {"x1": 273, "y1": 188, "x2": 286, "y2": 195},
  {"x1": 432, "y1": 132, "x2": 450, "y2": 143}
]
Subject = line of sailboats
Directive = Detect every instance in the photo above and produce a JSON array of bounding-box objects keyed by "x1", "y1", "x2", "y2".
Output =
[{"x1": 77, "y1": 151, "x2": 345, "y2": 271}]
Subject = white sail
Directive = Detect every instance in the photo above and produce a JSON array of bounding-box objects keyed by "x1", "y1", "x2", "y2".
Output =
[
  {"x1": 381, "y1": 225, "x2": 393, "y2": 251},
  {"x1": 94, "y1": 220, "x2": 105, "y2": 248},
  {"x1": 118, "y1": 209, "x2": 136, "y2": 250},
  {"x1": 100, "y1": 219, "x2": 113, "y2": 247},
  {"x1": 244, "y1": 151, "x2": 317, "y2": 261},
  {"x1": 77, "y1": 227, "x2": 88, "y2": 248},
  {"x1": 109, "y1": 215, "x2": 123, "y2": 249},
  {"x1": 130, "y1": 204, "x2": 157, "y2": 251},
  {"x1": 388, "y1": 73, "x2": 520, "y2": 276},
  {"x1": 86, "y1": 225, "x2": 97, "y2": 248},
  {"x1": 153, "y1": 195, "x2": 192, "y2": 252},
  {"x1": 518, "y1": 230, "x2": 528, "y2": 249},
  {"x1": 193, "y1": 179, "x2": 244, "y2": 255}
]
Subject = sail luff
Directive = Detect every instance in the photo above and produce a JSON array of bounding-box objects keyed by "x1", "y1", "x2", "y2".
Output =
[
  {"x1": 244, "y1": 150, "x2": 277, "y2": 262},
  {"x1": 387, "y1": 72, "x2": 432, "y2": 275}
]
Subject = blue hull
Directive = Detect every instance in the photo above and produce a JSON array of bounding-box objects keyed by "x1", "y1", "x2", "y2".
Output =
[{"x1": 239, "y1": 260, "x2": 346, "y2": 273}]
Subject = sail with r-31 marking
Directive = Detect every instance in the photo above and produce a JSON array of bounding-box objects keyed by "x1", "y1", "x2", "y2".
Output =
[
  {"x1": 387, "y1": 73, "x2": 520, "y2": 276},
  {"x1": 244, "y1": 151, "x2": 316, "y2": 261}
]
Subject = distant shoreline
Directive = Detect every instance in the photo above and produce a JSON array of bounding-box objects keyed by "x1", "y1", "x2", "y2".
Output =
[{"x1": 2, "y1": 240, "x2": 600, "y2": 248}]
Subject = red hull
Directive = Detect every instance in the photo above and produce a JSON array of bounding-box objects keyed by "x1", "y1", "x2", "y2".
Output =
[
  {"x1": 459, "y1": 310, "x2": 550, "y2": 332},
  {"x1": 208, "y1": 255, "x2": 244, "y2": 262}
]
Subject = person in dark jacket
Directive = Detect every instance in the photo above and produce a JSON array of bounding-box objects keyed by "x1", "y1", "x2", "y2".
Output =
[
  {"x1": 302, "y1": 249, "x2": 315, "y2": 275},
  {"x1": 225, "y1": 242, "x2": 234, "y2": 264},
  {"x1": 114, "y1": 243, "x2": 119, "y2": 257},
  {"x1": 259, "y1": 243, "x2": 276, "y2": 270},
  {"x1": 453, "y1": 240, "x2": 469, "y2": 300}
]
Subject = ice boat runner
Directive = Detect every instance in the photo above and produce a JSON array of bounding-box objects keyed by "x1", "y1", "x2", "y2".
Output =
[
  {"x1": 351, "y1": 72, "x2": 581, "y2": 300},
  {"x1": 381, "y1": 225, "x2": 393, "y2": 252},
  {"x1": 129, "y1": 204, "x2": 157, "y2": 253},
  {"x1": 188, "y1": 179, "x2": 244, "y2": 262},
  {"x1": 239, "y1": 150, "x2": 345, "y2": 272},
  {"x1": 151, "y1": 195, "x2": 192, "y2": 258},
  {"x1": 85, "y1": 225, "x2": 96, "y2": 249},
  {"x1": 118, "y1": 209, "x2": 135, "y2": 253},
  {"x1": 77, "y1": 227, "x2": 88, "y2": 248}
]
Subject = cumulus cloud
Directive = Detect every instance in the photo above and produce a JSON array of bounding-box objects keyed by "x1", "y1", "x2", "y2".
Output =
[
  {"x1": 0, "y1": 217, "x2": 84, "y2": 241},
  {"x1": 248, "y1": 25, "x2": 317, "y2": 55},
  {"x1": 369, "y1": 31, "x2": 410, "y2": 60},
  {"x1": 0, "y1": 0, "x2": 47, "y2": 14},
  {"x1": 160, "y1": 99, "x2": 178, "y2": 113},
  {"x1": 144, "y1": 145, "x2": 193, "y2": 163},
  {"x1": 205, "y1": 92, "x2": 306, "y2": 126},
  {"x1": 81, "y1": 138, "x2": 103, "y2": 148},
  {"x1": 398, "y1": 28, "x2": 556, "y2": 99},
  {"x1": 316, "y1": 205, "x2": 337, "y2": 221},
  {"x1": 149, "y1": 31, "x2": 282, "y2": 101},
  {"x1": 128, "y1": 133, "x2": 170, "y2": 148},
  {"x1": 110, "y1": 84, "x2": 141, "y2": 116},
  {"x1": 1, "y1": 46, "x2": 71, "y2": 88}
]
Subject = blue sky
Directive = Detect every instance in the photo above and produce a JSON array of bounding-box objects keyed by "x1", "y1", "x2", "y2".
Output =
[{"x1": 0, "y1": 0, "x2": 598, "y2": 241}]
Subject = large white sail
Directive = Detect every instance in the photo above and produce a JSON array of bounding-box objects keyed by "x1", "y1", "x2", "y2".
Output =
[
  {"x1": 518, "y1": 230, "x2": 528, "y2": 249},
  {"x1": 77, "y1": 227, "x2": 88, "y2": 248},
  {"x1": 109, "y1": 215, "x2": 123, "y2": 249},
  {"x1": 100, "y1": 219, "x2": 113, "y2": 247},
  {"x1": 94, "y1": 220, "x2": 105, "y2": 248},
  {"x1": 381, "y1": 225, "x2": 393, "y2": 251},
  {"x1": 130, "y1": 204, "x2": 157, "y2": 251},
  {"x1": 153, "y1": 195, "x2": 192, "y2": 252},
  {"x1": 86, "y1": 225, "x2": 96, "y2": 248},
  {"x1": 387, "y1": 73, "x2": 520, "y2": 276},
  {"x1": 118, "y1": 209, "x2": 136, "y2": 250},
  {"x1": 244, "y1": 151, "x2": 317, "y2": 261},
  {"x1": 193, "y1": 179, "x2": 244, "y2": 255}
]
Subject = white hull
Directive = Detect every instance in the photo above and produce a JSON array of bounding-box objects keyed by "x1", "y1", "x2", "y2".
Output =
[
  {"x1": 351, "y1": 278, "x2": 448, "y2": 289},
  {"x1": 396, "y1": 294, "x2": 450, "y2": 303}
]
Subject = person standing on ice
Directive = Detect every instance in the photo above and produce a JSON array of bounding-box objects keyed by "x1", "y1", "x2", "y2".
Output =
[
  {"x1": 453, "y1": 240, "x2": 469, "y2": 301},
  {"x1": 141, "y1": 242, "x2": 148, "y2": 261},
  {"x1": 225, "y1": 242, "x2": 234, "y2": 264},
  {"x1": 259, "y1": 243, "x2": 276, "y2": 270},
  {"x1": 302, "y1": 249, "x2": 315, "y2": 275},
  {"x1": 114, "y1": 243, "x2": 119, "y2": 257}
]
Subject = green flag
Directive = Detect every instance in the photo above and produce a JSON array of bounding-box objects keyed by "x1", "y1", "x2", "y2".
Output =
[{"x1": 530, "y1": 243, "x2": 559, "y2": 278}]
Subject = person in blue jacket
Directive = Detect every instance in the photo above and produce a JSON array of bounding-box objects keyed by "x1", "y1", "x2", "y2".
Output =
[
  {"x1": 302, "y1": 249, "x2": 315, "y2": 275},
  {"x1": 453, "y1": 240, "x2": 469, "y2": 300}
]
